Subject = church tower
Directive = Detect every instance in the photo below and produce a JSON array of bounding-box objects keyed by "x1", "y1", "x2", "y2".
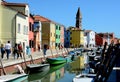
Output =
[{"x1": 76, "y1": 7, "x2": 82, "y2": 29}]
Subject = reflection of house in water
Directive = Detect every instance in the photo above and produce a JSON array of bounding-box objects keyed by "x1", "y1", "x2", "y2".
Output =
[
  {"x1": 50, "y1": 67, "x2": 65, "y2": 82},
  {"x1": 70, "y1": 56, "x2": 85, "y2": 73}
]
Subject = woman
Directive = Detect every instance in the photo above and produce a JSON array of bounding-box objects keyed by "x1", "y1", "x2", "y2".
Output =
[
  {"x1": 13, "y1": 43, "x2": 19, "y2": 59},
  {"x1": 0, "y1": 44, "x2": 5, "y2": 59}
]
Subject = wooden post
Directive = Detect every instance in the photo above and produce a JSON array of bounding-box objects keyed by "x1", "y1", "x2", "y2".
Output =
[
  {"x1": 0, "y1": 59, "x2": 6, "y2": 75},
  {"x1": 23, "y1": 52, "x2": 27, "y2": 67},
  {"x1": 30, "y1": 55, "x2": 34, "y2": 64},
  {"x1": 61, "y1": 48, "x2": 64, "y2": 57}
]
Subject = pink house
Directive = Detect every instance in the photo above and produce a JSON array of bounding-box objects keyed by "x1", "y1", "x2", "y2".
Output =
[
  {"x1": 60, "y1": 25, "x2": 65, "y2": 47},
  {"x1": 29, "y1": 14, "x2": 34, "y2": 52}
]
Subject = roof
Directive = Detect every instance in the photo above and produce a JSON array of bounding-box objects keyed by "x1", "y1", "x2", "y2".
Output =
[
  {"x1": 1, "y1": 1, "x2": 28, "y2": 17},
  {"x1": 85, "y1": 30, "x2": 92, "y2": 33},
  {"x1": 34, "y1": 15, "x2": 52, "y2": 22},
  {"x1": 1, "y1": 1, "x2": 27, "y2": 7}
]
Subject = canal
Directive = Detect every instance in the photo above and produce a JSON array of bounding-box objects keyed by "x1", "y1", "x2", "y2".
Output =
[{"x1": 28, "y1": 55, "x2": 85, "y2": 82}]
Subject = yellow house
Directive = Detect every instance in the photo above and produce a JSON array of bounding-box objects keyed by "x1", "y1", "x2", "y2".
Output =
[
  {"x1": 70, "y1": 27, "x2": 84, "y2": 47},
  {"x1": 34, "y1": 15, "x2": 56, "y2": 49}
]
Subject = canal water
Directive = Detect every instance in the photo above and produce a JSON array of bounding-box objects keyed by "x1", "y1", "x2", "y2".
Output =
[
  {"x1": 19, "y1": 52, "x2": 119, "y2": 82},
  {"x1": 28, "y1": 55, "x2": 85, "y2": 82}
]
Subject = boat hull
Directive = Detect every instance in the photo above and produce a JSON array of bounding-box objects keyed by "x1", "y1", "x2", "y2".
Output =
[
  {"x1": 0, "y1": 74, "x2": 28, "y2": 82},
  {"x1": 46, "y1": 57, "x2": 66, "y2": 65},
  {"x1": 27, "y1": 64, "x2": 50, "y2": 73}
]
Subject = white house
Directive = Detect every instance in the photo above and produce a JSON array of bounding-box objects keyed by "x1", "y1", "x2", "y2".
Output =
[
  {"x1": 84, "y1": 30, "x2": 95, "y2": 48},
  {"x1": 1, "y1": 1, "x2": 30, "y2": 53}
]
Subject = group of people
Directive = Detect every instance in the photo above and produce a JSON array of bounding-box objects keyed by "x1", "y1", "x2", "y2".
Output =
[{"x1": 0, "y1": 41, "x2": 23, "y2": 59}]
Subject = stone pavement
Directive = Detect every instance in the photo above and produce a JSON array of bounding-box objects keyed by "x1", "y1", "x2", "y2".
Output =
[{"x1": 0, "y1": 48, "x2": 73, "y2": 67}]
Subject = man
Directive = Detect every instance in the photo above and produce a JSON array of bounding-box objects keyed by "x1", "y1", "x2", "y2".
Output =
[{"x1": 5, "y1": 41, "x2": 11, "y2": 59}]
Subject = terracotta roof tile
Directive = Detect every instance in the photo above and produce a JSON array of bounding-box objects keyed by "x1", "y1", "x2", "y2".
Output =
[{"x1": 34, "y1": 15, "x2": 52, "y2": 22}]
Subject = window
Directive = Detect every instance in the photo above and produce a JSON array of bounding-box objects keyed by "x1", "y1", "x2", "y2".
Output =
[
  {"x1": 59, "y1": 26, "x2": 60, "y2": 30},
  {"x1": 29, "y1": 22, "x2": 32, "y2": 31},
  {"x1": 56, "y1": 35, "x2": 58, "y2": 38},
  {"x1": 29, "y1": 40, "x2": 34, "y2": 48},
  {"x1": 18, "y1": 23, "x2": 21, "y2": 33},
  {"x1": 26, "y1": 26, "x2": 28, "y2": 35},
  {"x1": 23, "y1": 25, "x2": 26, "y2": 34},
  {"x1": 56, "y1": 26, "x2": 58, "y2": 29}
]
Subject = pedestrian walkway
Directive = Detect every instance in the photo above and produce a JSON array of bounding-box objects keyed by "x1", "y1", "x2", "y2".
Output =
[{"x1": 0, "y1": 48, "x2": 73, "y2": 67}]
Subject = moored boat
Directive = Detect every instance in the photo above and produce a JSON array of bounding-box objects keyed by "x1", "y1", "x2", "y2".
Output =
[
  {"x1": 46, "y1": 57, "x2": 66, "y2": 65},
  {"x1": 0, "y1": 73, "x2": 28, "y2": 82},
  {"x1": 28, "y1": 66, "x2": 50, "y2": 81},
  {"x1": 72, "y1": 73, "x2": 95, "y2": 82},
  {"x1": 27, "y1": 63, "x2": 50, "y2": 73}
]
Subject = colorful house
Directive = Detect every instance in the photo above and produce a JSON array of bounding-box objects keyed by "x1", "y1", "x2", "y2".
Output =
[
  {"x1": 34, "y1": 15, "x2": 56, "y2": 49},
  {"x1": 60, "y1": 25, "x2": 65, "y2": 47},
  {"x1": 33, "y1": 20, "x2": 42, "y2": 51},
  {"x1": 55, "y1": 24, "x2": 61, "y2": 48},
  {"x1": 29, "y1": 14, "x2": 34, "y2": 52},
  {"x1": 97, "y1": 32, "x2": 115, "y2": 46},
  {"x1": 70, "y1": 27, "x2": 84, "y2": 47},
  {"x1": 64, "y1": 28, "x2": 70, "y2": 48},
  {"x1": 95, "y1": 34, "x2": 103, "y2": 46},
  {"x1": 0, "y1": 1, "x2": 29, "y2": 53},
  {"x1": 84, "y1": 30, "x2": 95, "y2": 48}
]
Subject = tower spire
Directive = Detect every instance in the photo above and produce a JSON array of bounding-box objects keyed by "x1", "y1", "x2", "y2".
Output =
[{"x1": 76, "y1": 7, "x2": 82, "y2": 29}]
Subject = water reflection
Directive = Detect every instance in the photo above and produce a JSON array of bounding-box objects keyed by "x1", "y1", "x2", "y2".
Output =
[
  {"x1": 28, "y1": 63, "x2": 65, "y2": 82},
  {"x1": 28, "y1": 55, "x2": 86, "y2": 82}
]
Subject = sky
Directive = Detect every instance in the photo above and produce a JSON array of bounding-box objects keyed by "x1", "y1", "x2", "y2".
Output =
[{"x1": 6, "y1": 0, "x2": 120, "y2": 38}]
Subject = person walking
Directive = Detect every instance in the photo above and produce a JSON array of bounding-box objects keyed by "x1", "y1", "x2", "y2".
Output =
[
  {"x1": 18, "y1": 43, "x2": 23, "y2": 59},
  {"x1": 26, "y1": 46, "x2": 31, "y2": 57},
  {"x1": 0, "y1": 44, "x2": 5, "y2": 59},
  {"x1": 43, "y1": 44, "x2": 48, "y2": 59},
  {"x1": 5, "y1": 41, "x2": 12, "y2": 59},
  {"x1": 13, "y1": 43, "x2": 19, "y2": 59}
]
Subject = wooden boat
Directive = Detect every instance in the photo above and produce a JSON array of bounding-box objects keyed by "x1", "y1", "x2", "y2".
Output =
[
  {"x1": 46, "y1": 57, "x2": 66, "y2": 65},
  {"x1": 27, "y1": 63, "x2": 50, "y2": 73},
  {"x1": 0, "y1": 73, "x2": 28, "y2": 82},
  {"x1": 72, "y1": 73, "x2": 95, "y2": 82},
  {"x1": 28, "y1": 66, "x2": 50, "y2": 81}
]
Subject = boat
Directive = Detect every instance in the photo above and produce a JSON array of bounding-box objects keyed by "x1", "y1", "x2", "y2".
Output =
[
  {"x1": 0, "y1": 73, "x2": 28, "y2": 82},
  {"x1": 72, "y1": 73, "x2": 95, "y2": 82},
  {"x1": 68, "y1": 51, "x2": 76, "y2": 55},
  {"x1": 48, "y1": 63, "x2": 66, "y2": 73},
  {"x1": 46, "y1": 57, "x2": 66, "y2": 65},
  {"x1": 27, "y1": 63, "x2": 50, "y2": 73},
  {"x1": 28, "y1": 63, "x2": 65, "y2": 81},
  {"x1": 28, "y1": 66, "x2": 50, "y2": 81}
]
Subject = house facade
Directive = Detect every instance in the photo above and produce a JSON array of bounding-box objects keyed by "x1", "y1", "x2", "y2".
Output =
[
  {"x1": 64, "y1": 28, "x2": 70, "y2": 48},
  {"x1": 34, "y1": 18, "x2": 42, "y2": 51},
  {"x1": 34, "y1": 15, "x2": 56, "y2": 49},
  {"x1": 60, "y1": 25, "x2": 65, "y2": 47},
  {"x1": 29, "y1": 14, "x2": 34, "y2": 52},
  {"x1": 84, "y1": 30, "x2": 95, "y2": 48},
  {"x1": 55, "y1": 24, "x2": 61, "y2": 48},
  {"x1": 70, "y1": 27, "x2": 84, "y2": 47},
  {"x1": 50, "y1": 23, "x2": 56, "y2": 49},
  {"x1": 1, "y1": 1, "x2": 29, "y2": 51}
]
